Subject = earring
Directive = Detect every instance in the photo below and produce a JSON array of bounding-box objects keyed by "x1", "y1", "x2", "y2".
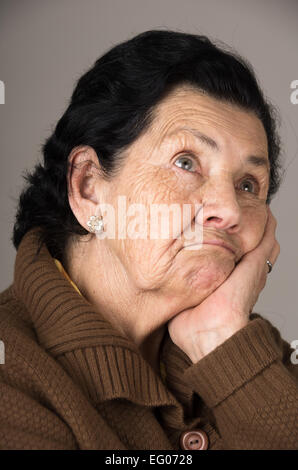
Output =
[{"x1": 87, "y1": 215, "x2": 104, "y2": 234}]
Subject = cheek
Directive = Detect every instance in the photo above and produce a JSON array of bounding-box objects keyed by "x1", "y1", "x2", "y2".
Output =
[
  {"x1": 187, "y1": 254, "x2": 233, "y2": 292},
  {"x1": 119, "y1": 239, "x2": 175, "y2": 290},
  {"x1": 106, "y1": 174, "x2": 190, "y2": 290}
]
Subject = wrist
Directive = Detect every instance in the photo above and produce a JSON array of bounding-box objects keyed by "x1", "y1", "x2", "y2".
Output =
[{"x1": 187, "y1": 319, "x2": 249, "y2": 363}]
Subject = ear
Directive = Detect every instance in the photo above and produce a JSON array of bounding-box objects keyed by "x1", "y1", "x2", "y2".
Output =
[{"x1": 67, "y1": 146, "x2": 103, "y2": 231}]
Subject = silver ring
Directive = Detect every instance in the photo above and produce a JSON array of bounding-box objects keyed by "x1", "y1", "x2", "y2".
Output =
[{"x1": 266, "y1": 260, "x2": 273, "y2": 274}]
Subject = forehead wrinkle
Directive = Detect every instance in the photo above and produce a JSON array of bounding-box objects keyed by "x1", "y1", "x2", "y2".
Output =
[
  {"x1": 143, "y1": 90, "x2": 269, "y2": 166},
  {"x1": 152, "y1": 88, "x2": 267, "y2": 139},
  {"x1": 155, "y1": 115, "x2": 267, "y2": 157},
  {"x1": 162, "y1": 125, "x2": 267, "y2": 158},
  {"x1": 167, "y1": 126, "x2": 220, "y2": 151}
]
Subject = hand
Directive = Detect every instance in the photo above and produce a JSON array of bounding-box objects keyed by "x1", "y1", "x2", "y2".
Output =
[{"x1": 168, "y1": 206, "x2": 280, "y2": 363}]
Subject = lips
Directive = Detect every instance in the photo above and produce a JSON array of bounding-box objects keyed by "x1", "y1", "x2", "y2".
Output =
[{"x1": 182, "y1": 238, "x2": 238, "y2": 257}]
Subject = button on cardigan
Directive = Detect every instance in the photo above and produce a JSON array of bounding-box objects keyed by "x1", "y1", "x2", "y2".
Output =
[{"x1": 0, "y1": 227, "x2": 297, "y2": 449}]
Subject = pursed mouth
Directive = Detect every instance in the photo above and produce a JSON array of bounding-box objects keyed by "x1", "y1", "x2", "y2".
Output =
[
  {"x1": 203, "y1": 240, "x2": 235, "y2": 254},
  {"x1": 183, "y1": 239, "x2": 236, "y2": 256}
]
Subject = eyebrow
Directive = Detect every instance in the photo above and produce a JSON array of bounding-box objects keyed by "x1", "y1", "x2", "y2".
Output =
[{"x1": 174, "y1": 126, "x2": 270, "y2": 171}]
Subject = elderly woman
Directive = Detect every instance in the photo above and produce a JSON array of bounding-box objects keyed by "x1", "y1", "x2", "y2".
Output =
[{"x1": 0, "y1": 30, "x2": 297, "y2": 451}]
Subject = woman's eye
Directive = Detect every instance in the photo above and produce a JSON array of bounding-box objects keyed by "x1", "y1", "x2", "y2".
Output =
[
  {"x1": 239, "y1": 178, "x2": 258, "y2": 194},
  {"x1": 174, "y1": 156, "x2": 196, "y2": 172}
]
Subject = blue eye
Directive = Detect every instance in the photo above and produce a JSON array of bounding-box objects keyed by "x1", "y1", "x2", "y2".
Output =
[
  {"x1": 174, "y1": 156, "x2": 196, "y2": 172},
  {"x1": 239, "y1": 178, "x2": 257, "y2": 194}
]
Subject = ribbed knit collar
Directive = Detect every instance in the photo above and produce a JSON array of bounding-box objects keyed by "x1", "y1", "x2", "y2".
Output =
[{"x1": 12, "y1": 228, "x2": 198, "y2": 426}]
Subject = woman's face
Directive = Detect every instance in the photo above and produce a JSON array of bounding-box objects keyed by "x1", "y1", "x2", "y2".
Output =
[{"x1": 97, "y1": 86, "x2": 270, "y2": 313}]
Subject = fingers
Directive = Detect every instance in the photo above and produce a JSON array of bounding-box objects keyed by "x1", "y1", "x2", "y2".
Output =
[
  {"x1": 263, "y1": 207, "x2": 280, "y2": 272},
  {"x1": 268, "y1": 239, "x2": 280, "y2": 265},
  {"x1": 265, "y1": 206, "x2": 277, "y2": 239},
  {"x1": 259, "y1": 206, "x2": 278, "y2": 258},
  {"x1": 243, "y1": 206, "x2": 279, "y2": 277},
  {"x1": 233, "y1": 207, "x2": 279, "y2": 279}
]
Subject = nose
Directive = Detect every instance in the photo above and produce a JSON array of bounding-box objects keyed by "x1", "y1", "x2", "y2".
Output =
[{"x1": 200, "y1": 179, "x2": 242, "y2": 233}]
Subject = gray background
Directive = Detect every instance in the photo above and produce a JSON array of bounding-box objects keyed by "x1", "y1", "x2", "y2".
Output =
[{"x1": 0, "y1": 0, "x2": 297, "y2": 343}]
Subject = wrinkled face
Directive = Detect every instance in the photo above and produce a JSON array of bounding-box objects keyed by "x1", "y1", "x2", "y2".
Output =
[{"x1": 96, "y1": 86, "x2": 270, "y2": 311}]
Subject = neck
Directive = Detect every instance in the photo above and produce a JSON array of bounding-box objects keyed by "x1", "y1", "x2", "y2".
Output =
[{"x1": 64, "y1": 236, "x2": 175, "y2": 373}]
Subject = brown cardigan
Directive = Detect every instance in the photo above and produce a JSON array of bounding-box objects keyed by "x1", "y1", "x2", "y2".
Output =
[{"x1": 0, "y1": 228, "x2": 297, "y2": 450}]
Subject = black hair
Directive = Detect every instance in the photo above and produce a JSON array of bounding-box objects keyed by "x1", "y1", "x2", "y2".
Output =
[{"x1": 12, "y1": 29, "x2": 283, "y2": 261}]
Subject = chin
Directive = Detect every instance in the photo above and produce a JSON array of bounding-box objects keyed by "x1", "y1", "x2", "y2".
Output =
[{"x1": 184, "y1": 253, "x2": 234, "y2": 294}]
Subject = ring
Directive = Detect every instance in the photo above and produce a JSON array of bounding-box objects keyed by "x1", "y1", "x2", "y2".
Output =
[{"x1": 266, "y1": 260, "x2": 273, "y2": 274}]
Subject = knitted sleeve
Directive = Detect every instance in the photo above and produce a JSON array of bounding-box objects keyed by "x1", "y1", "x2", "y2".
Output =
[{"x1": 183, "y1": 314, "x2": 298, "y2": 449}]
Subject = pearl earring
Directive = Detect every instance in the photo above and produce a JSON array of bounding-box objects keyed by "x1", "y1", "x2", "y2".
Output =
[{"x1": 87, "y1": 215, "x2": 104, "y2": 234}]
